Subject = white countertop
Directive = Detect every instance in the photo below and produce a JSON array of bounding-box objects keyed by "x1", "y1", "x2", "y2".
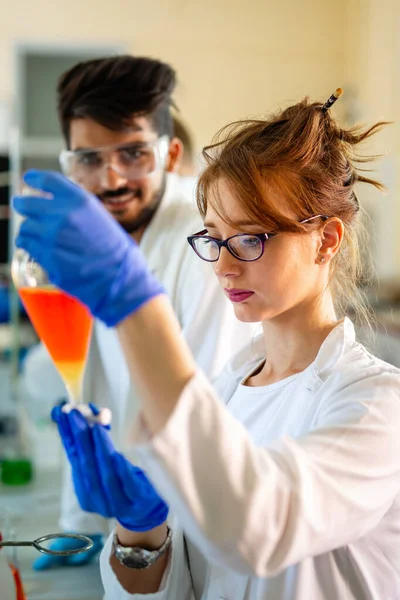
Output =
[{"x1": 0, "y1": 467, "x2": 104, "y2": 600}]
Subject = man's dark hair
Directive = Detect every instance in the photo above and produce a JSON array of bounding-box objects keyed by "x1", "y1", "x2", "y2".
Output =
[{"x1": 57, "y1": 55, "x2": 177, "y2": 146}]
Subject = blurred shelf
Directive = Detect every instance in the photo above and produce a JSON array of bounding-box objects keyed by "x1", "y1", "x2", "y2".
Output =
[
  {"x1": 0, "y1": 171, "x2": 10, "y2": 187},
  {"x1": 376, "y1": 307, "x2": 400, "y2": 337},
  {"x1": 0, "y1": 322, "x2": 37, "y2": 352},
  {"x1": 0, "y1": 263, "x2": 10, "y2": 277}
]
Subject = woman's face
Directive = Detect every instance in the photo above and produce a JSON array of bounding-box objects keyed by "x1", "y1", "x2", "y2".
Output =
[{"x1": 204, "y1": 178, "x2": 332, "y2": 324}]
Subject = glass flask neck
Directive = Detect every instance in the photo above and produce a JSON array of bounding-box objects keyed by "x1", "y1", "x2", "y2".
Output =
[{"x1": 11, "y1": 249, "x2": 51, "y2": 290}]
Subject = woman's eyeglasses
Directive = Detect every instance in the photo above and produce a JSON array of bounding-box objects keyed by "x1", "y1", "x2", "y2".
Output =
[{"x1": 187, "y1": 215, "x2": 329, "y2": 263}]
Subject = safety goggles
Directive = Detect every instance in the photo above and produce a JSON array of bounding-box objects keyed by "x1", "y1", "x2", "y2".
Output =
[
  {"x1": 59, "y1": 135, "x2": 170, "y2": 186},
  {"x1": 187, "y1": 215, "x2": 329, "y2": 262}
]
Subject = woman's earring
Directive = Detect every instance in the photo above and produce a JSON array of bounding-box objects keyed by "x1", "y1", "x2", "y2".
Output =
[{"x1": 319, "y1": 256, "x2": 326, "y2": 263}]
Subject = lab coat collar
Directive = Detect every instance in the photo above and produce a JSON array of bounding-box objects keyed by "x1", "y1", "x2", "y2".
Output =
[
  {"x1": 313, "y1": 317, "x2": 356, "y2": 378},
  {"x1": 139, "y1": 173, "x2": 186, "y2": 252},
  {"x1": 228, "y1": 317, "x2": 356, "y2": 383}
]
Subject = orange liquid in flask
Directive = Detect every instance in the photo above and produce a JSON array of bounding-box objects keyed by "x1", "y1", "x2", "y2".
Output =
[{"x1": 19, "y1": 287, "x2": 92, "y2": 402}]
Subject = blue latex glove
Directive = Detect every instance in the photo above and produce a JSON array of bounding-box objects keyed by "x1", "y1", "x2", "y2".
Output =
[
  {"x1": 51, "y1": 404, "x2": 169, "y2": 532},
  {"x1": 13, "y1": 170, "x2": 165, "y2": 327},
  {"x1": 32, "y1": 533, "x2": 104, "y2": 570}
]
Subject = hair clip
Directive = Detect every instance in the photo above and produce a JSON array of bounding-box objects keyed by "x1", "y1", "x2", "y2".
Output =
[{"x1": 322, "y1": 88, "x2": 343, "y2": 113}]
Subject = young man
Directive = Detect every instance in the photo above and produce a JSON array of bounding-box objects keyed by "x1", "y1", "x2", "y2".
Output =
[{"x1": 25, "y1": 55, "x2": 253, "y2": 569}]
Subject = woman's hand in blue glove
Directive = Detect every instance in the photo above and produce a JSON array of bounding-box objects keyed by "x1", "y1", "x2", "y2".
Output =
[
  {"x1": 51, "y1": 405, "x2": 169, "y2": 532},
  {"x1": 13, "y1": 170, "x2": 165, "y2": 327}
]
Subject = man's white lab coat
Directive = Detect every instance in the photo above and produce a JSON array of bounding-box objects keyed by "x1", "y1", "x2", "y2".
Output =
[{"x1": 100, "y1": 318, "x2": 400, "y2": 599}]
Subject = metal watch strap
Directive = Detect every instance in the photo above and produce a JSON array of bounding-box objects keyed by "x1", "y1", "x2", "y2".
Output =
[{"x1": 112, "y1": 527, "x2": 172, "y2": 570}]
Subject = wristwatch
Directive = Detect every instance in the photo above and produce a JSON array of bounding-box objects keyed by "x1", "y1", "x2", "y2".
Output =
[{"x1": 112, "y1": 527, "x2": 172, "y2": 570}]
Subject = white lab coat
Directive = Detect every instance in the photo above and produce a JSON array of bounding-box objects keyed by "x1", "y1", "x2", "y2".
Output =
[
  {"x1": 55, "y1": 173, "x2": 255, "y2": 534},
  {"x1": 100, "y1": 318, "x2": 400, "y2": 599}
]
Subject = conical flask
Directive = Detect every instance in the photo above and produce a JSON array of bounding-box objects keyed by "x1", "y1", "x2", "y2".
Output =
[{"x1": 11, "y1": 244, "x2": 92, "y2": 405}]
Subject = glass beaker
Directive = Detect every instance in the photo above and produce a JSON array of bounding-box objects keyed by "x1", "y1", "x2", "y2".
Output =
[{"x1": 0, "y1": 527, "x2": 27, "y2": 600}]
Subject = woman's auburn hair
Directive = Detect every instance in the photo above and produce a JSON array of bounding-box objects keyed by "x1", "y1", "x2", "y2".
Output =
[{"x1": 197, "y1": 97, "x2": 388, "y2": 327}]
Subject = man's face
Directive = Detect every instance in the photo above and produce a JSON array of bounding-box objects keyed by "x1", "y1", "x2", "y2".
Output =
[{"x1": 68, "y1": 116, "x2": 177, "y2": 237}]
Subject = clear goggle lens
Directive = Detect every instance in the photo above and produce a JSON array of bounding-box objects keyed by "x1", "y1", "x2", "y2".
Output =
[{"x1": 59, "y1": 135, "x2": 169, "y2": 185}]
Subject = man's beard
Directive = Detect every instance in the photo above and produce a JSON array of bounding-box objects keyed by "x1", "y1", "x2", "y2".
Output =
[{"x1": 98, "y1": 173, "x2": 167, "y2": 234}]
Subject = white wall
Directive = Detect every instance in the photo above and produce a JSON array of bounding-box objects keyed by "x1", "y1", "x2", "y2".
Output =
[
  {"x1": 344, "y1": 0, "x2": 400, "y2": 282},
  {"x1": 1, "y1": 0, "x2": 399, "y2": 281},
  {"x1": 0, "y1": 0, "x2": 347, "y2": 149}
]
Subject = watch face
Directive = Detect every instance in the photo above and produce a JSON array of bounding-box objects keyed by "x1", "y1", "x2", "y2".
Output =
[
  {"x1": 115, "y1": 546, "x2": 150, "y2": 568},
  {"x1": 122, "y1": 553, "x2": 152, "y2": 570},
  {"x1": 114, "y1": 543, "x2": 159, "y2": 570}
]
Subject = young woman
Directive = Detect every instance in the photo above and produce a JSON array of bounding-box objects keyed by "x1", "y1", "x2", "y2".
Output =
[{"x1": 14, "y1": 92, "x2": 400, "y2": 600}]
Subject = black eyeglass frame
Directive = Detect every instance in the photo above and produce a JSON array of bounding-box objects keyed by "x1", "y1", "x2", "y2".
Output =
[{"x1": 187, "y1": 215, "x2": 329, "y2": 263}]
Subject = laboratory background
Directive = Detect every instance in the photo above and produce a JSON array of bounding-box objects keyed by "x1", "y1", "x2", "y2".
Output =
[{"x1": 0, "y1": 0, "x2": 399, "y2": 598}]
